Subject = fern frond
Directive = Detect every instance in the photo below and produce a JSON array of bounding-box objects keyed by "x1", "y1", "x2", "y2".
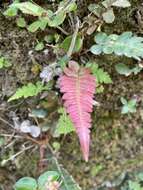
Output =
[
  {"x1": 8, "y1": 81, "x2": 50, "y2": 102},
  {"x1": 59, "y1": 61, "x2": 96, "y2": 161},
  {"x1": 90, "y1": 32, "x2": 143, "y2": 60},
  {"x1": 54, "y1": 108, "x2": 75, "y2": 137},
  {"x1": 86, "y1": 62, "x2": 112, "y2": 84}
]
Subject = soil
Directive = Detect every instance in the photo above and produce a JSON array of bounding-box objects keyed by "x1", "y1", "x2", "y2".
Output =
[{"x1": 0, "y1": 1, "x2": 143, "y2": 190}]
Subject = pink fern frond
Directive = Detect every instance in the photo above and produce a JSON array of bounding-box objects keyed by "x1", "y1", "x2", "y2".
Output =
[{"x1": 59, "y1": 61, "x2": 96, "y2": 161}]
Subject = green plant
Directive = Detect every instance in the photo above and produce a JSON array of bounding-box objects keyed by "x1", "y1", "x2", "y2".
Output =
[
  {"x1": 121, "y1": 97, "x2": 137, "y2": 114},
  {"x1": 8, "y1": 81, "x2": 51, "y2": 102},
  {"x1": 0, "y1": 56, "x2": 11, "y2": 69},
  {"x1": 16, "y1": 17, "x2": 26, "y2": 28},
  {"x1": 60, "y1": 35, "x2": 83, "y2": 54},
  {"x1": 3, "y1": 0, "x2": 19, "y2": 17},
  {"x1": 86, "y1": 62, "x2": 112, "y2": 84},
  {"x1": 14, "y1": 169, "x2": 81, "y2": 190},
  {"x1": 86, "y1": 61, "x2": 112, "y2": 93},
  {"x1": 88, "y1": 0, "x2": 131, "y2": 24},
  {"x1": 35, "y1": 41, "x2": 45, "y2": 51},
  {"x1": 128, "y1": 180, "x2": 143, "y2": 190},
  {"x1": 54, "y1": 108, "x2": 75, "y2": 137},
  {"x1": 115, "y1": 63, "x2": 142, "y2": 76},
  {"x1": 90, "y1": 32, "x2": 143, "y2": 60},
  {"x1": 14, "y1": 171, "x2": 60, "y2": 190},
  {"x1": 121, "y1": 172, "x2": 143, "y2": 190},
  {"x1": 4, "y1": 1, "x2": 77, "y2": 32}
]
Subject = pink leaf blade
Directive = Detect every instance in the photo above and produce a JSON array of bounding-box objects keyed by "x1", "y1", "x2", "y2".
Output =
[{"x1": 59, "y1": 62, "x2": 96, "y2": 161}]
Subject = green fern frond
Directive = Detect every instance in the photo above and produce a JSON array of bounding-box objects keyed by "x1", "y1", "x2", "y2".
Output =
[
  {"x1": 8, "y1": 81, "x2": 50, "y2": 102},
  {"x1": 54, "y1": 108, "x2": 75, "y2": 137},
  {"x1": 90, "y1": 32, "x2": 143, "y2": 60},
  {"x1": 86, "y1": 62, "x2": 112, "y2": 84}
]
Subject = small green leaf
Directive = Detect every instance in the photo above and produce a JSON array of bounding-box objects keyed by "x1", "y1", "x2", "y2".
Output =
[
  {"x1": 59, "y1": 1, "x2": 77, "y2": 12},
  {"x1": 16, "y1": 17, "x2": 26, "y2": 28},
  {"x1": 103, "y1": 45, "x2": 114, "y2": 54},
  {"x1": 11, "y1": 2, "x2": 46, "y2": 16},
  {"x1": 65, "y1": 2, "x2": 77, "y2": 12},
  {"x1": 102, "y1": 0, "x2": 115, "y2": 8},
  {"x1": 121, "y1": 97, "x2": 137, "y2": 114},
  {"x1": 38, "y1": 171, "x2": 60, "y2": 190},
  {"x1": 88, "y1": 4, "x2": 102, "y2": 17},
  {"x1": 14, "y1": 177, "x2": 37, "y2": 190},
  {"x1": 128, "y1": 99, "x2": 137, "y2": 107},
  {"x1": 4, "y1": 7, "x2": 18, "y2": 17},
  {"x1": 115, "y1": 63, "x2": 142, "y2": 76},
  {"x1": 102, "y1": 9, "x2": 115, "y2": 23},
  {"x1": 39, "y1": 18, "x2": 48, "y2": 30},
  {"x1": 44, "y1": 35, "x2": 54, "y2": 43},
  {"x1": 52, "y1": 142, "x2": 61, "y2": 151},
  {"x1": 90, "y1": 45, "x2": 102, "y2": 55},
  {"x1": 120, "y1": 97, "x2": 128, "y2": 105},
  {"x1": 28, "y1": 21, "x2": 41, "y2": 33},
  {"x1": 121, "y1": 105, "x2": 129, "y2": 114},
  {"x1": 96, "y1": 85, "x2": 104, "y2": 93},
  {"x1": 115, "y1": 63, "x2": 132, "y2": 76},
  {"x1": 60, "y1": 35, "x2": 83, "y2": 53},
  {"x1": 102, "y1": 0, "x2": 131, "y2": 8},
  {"x1": 112, "y1": 0, "x2": 131, "y2": 8},
  {"x1": 131, "y1": 66, "x2": 142, "y2": 75},
  {"x1": 35, "y1": 42, "x2": 44, "y2": 51},
  {"x1": 118, "y1": 32, "x2": 133, "y2": 41},
  {"x1": 4, "y1": 0, "x2": 19, "y2": 16},
  {"x1": 94, "y1": 32, "x2": 108, "y2": 44},
  {"x1": 0, "y1": 57, "x2": 11, "y2": 69},
  {"x1": 47, "y1": 10, "x2": 66, "y2": 27},
  {"x1": 30, "y1": 109, "x2": 47, "y2": 118}
]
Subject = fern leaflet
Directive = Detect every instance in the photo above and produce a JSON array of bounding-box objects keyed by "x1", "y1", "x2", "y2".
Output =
[
  {"x1": 8, "y1": 81, "x2": 50, "y2": 102},
  {"x1": 54, "y1": 108, "x2": 75, "y2": 137},
  {"x1": 86, "y1": 62, "x2": 112, "y2": 84}
]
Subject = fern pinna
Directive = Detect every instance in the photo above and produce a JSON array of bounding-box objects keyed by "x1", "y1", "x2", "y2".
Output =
[{"x1": 59, "y1": 61, "x2": 96, "y2": 161}]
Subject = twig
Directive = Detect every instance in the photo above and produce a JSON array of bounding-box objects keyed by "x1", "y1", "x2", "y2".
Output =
[
  {"x1": 0, "y1": 134, "x2": 22, "y2": 138},
  {"x1": 4, "y1": 139, "x2": 16, "y2": 149},
  {"x1": 67, "y1": 16, "x2": 80, "y2": 58},
  {"x1": 57, "y1": 26, "x2": 69, "y2": 35},
  {"x1": 0, "y1": 116, "x2": 14, "y2": 128},
  {"x1": 1, "y1": 145, "x2": 34, "y2": 166}
]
